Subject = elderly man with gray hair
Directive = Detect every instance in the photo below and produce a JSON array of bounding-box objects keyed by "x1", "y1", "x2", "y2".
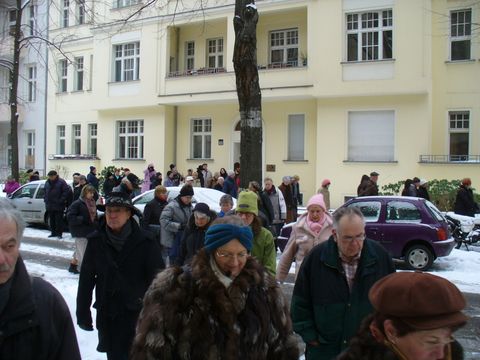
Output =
[{"x1": 0, "y1": 199, "x2": 81, "y2": 359}]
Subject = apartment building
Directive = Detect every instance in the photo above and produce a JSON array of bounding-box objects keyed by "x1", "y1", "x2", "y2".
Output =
[
  {"x1": 0, "y1": 0, "x2": 49, "y2": 178},
  {"x1": 46, "y1": 0, "x2": 480, "y2": 207}
]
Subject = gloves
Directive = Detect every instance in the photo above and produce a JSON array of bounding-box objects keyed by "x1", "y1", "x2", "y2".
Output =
[{"x1": 78, "y1": 322, "x2": 94, "y2": 331}]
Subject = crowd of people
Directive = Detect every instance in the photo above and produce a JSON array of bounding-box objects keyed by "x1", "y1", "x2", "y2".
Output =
[{"x1": 1, "y1": 162, "x2": 478, "y2": 359}]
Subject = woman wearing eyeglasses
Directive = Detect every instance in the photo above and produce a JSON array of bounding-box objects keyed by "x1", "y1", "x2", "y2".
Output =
[
  {"x1": 337, "y1": 272, "x2": 467, "y2": 360},
  {"x1": 131, "y1": 215, "x2": 299, "y2": 360}
]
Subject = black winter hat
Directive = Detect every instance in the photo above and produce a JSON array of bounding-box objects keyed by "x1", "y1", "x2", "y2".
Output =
[
  {"x1": 179, "y1": 184, "x2": 194, "y2": 197},
  {"x1": 193, "y1": 202, "x2": 210, "y2": 216}
]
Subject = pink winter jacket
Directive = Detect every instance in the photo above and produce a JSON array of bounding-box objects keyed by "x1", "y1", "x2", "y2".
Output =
[{"x1": 276, "y1": 211, "x2": 333, "y2": 282}]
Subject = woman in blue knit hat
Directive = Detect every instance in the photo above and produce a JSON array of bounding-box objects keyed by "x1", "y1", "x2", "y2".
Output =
[{"x1": 131, "y1": 215, "x2": 299, "y2": 360}]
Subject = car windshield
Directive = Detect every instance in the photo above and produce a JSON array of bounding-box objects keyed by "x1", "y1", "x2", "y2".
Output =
[{"x1": 425, "y1": 200, "x2": 445, "y2": 222}]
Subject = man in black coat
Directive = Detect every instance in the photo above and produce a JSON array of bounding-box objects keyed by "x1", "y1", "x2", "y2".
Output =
[
  {"x1": 44, "y1": 170, "x2": 72, "y2": 239},
  {"x1": 76, "y1": 192, "x2": 165, "y2": 360},
  {"x1": 0, "y1": 199, "x2": 81, "y2": 360},
  {"x1": 454, "y1": 178, "x2": 479, "y2": 217},
  {"x1": 87, "y1": 166, "x2": 99, "y2": 191},
  {"x1": 141, "y1": 185, "x2": 168, "y2": 244}
]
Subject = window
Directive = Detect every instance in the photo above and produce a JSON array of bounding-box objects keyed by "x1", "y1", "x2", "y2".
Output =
[
  {"x1": 347, "y1": 201, "x2": 381, "y2": 222},
  {"x1": 25, "y1": 131, "x2": 35, "y2": 168},
  {"x1": 62, "y1": 0, "x2": 69, "y2": 28},
  {"x1": 88, "y1": 124, "x2": 97, "y2": 156},
  {"x1": 114, "y1": 42, "x2": 140, "y2": 82},
  {"x1": 450, "y1": 9, "x2": 471, "y2": 61},
  {"x1": 115, "y1": 0, "x2": 139, "y2": 8},
  {"x1": 76, "y1": 0, "x2": 85, "y2": 24},
  {"x1": 74, "y1": 56, "x2": 84, "y2": 91},
  {"x1": 348, "y1": 110, "x2": 395, "y2": 161},
  {"x1": 117, "y1": 120, "x2": 144, "y2": 159},
  {"x1": 0, "y1": 68, "x2": 8, "y2": 103},
  {"x1": 346, "y1": 9, "x2": 393, "y2": 61},
  {"x1": 57, "y1": 125, "x2": 66, "y2": 154},
  {"x1": 185, "y1": 41, "x2": 195, "y2": 70},
  {"x1": 270, "y1": 28, "x2": 298, "y2": 66},
  {"x1": 387, "y1": 201, "x2": 421, "y2": 223},
  {"x1": 72, "y1": 124, "x2": 81, "y2": 155},
  {"x1": 29, "y1": 4, "x2": 36, "y2": 35},
  {"x1": 59, "y1": 59, "x2": 68, "y2": 92},
  {"x1": 207, "y1": 38, "x2": 223, "y2": 68},
  {"x1": 191, "y1": 118, "x2": 211, "y2": 159},
  {"x1": 27, "y1": 65, "x2": 37, "y2": 102},
  {"x1": 449, "y1": 111, "x2": 469, "y2": 160},
  {"x1": 288, "y1": 114, "x2": 305, "y2": 160},
  {"x1": 9, "y1": 10, "x2": 16, "y2": 35}
]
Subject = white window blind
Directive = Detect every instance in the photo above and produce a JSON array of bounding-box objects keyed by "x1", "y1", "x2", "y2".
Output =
[{"x1": 288, "y1": 114, "x2": 305, "y2": 160}]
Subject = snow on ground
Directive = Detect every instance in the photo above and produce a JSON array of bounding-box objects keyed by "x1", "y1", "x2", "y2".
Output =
[{"x1": 21, "y1": 226, "x2": 480, "y2": 359}]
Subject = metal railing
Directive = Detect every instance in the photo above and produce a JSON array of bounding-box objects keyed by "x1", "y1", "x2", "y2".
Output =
[{"x1": 419, "y1": 155, "x2": 480, "y2": 163}]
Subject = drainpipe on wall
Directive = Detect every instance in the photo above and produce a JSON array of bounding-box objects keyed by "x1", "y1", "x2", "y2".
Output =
[{"x1": 173, "y1": 105, "x2": 178, "y2": 165}]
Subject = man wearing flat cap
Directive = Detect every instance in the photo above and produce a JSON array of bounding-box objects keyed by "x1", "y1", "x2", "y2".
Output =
[
  {"x1": 338, "y1": 272, "x2": 468, "y2": 359},
  {"x1": 131, "y1": 215, "x2": 299, "y2": 359},
  {"x1": 76, "y1": 191, "x2": 164, "y2": 360},
  {"x1": 291, "y1": 207, "x2": 395, "y2": 360}
]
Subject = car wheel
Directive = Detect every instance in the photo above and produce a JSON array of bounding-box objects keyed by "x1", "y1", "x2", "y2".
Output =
[{"x1": 405, "y1": 245, "x2": 433, "y2": 271}]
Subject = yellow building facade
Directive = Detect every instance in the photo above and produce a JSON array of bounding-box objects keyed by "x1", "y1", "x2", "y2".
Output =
[{"x1": 46, "y1": 0, "x2": 480, "y2": 208}]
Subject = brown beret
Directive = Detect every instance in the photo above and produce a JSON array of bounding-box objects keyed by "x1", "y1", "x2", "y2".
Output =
[{"x1": 369, "y1": 272, "x2": 468, "y2": 330}]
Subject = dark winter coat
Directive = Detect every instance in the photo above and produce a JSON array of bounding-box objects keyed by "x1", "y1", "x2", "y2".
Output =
[
  {"x1": 176, "y1": 211, "x2": 217, "y2": 266},
  {"x1": 142, "y1": 197, "x2": 168, "y2": 228},
  {"x1": 337, "y1": 322, "x2": 464, "y2": 360},
  {"x1": 87, "y1": 172, "x2": 99, "y2": 190},
  {"x1": 67, "y1": 198, "x2": 97, "y2": 238},
  {"x1": 44, "y1": 177, "x2": 72, "y2": 212},
  {"x1": 416, "y1": 186, "x2": 430, "y2": 201},
  {"x1": 0, "y1": 257, "x2": 81, "y2": 360},
  {"x1": 103, "y1": 178, "x2": 116, "y2": 198},
  {"x1": 222, "y1": 176, "x2": 238, "y2": 198},
  {"x1": 76, "y1": 218, "x2": 164, "y2": 353},
  {"x1": 259, "y1": 191, "x2": 275, "y2": 224},
  {"x1": 454, "y1": 185, "x2": 479, "y2": 217},
  {"x1": 130, "y1": 250, "x2": 299, "y2": 360},
  {"x1": 291, "y1": 237, "x2": 395, "y2": 360},
  {"x1": 72, "y1": 184, "x2": 85, "y2": 202},
  {"x1": 358, "y1": 179, "x2": 379, "y2": 197}
]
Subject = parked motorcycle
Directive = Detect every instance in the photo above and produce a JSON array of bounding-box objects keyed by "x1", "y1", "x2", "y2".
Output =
[{"x1": 444, "y1": 212, "x2": 480, "y2": 250}]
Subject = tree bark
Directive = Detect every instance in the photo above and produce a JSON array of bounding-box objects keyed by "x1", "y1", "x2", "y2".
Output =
[
  {"x1": 233, "y1": 0, "x2": 262, "y2": 189},
  {"x1": 9, "y1": 0, "x2": 23, "y2": 181}
]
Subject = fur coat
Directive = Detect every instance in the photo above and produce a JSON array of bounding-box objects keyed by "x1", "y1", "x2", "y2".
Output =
[{"x1": 131, "y1": 250, "x2": 299, "y2": 360}]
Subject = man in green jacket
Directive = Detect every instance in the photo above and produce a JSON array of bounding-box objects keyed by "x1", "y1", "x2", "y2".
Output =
[
  {"x1": 291, "y1": 207, "x2": 395, "y2": 360},
  {"x1": 236, "y1": 190, "x2": 277, "y2": 275}
]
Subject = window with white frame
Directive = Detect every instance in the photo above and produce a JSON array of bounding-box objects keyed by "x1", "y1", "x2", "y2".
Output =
[
  {"x1": 72, "y1": 124, "x2": 81, "y2": 155},
  {"x1": 185, "y1": 41, "x2": 195, "y2": 70},
  {"x1": 25, "y1": 131, "x2": 35, "y2": 167},
  {"x1": 0, "y1": 68, "x2": 8, "y2": 103},
  {"x1": 114, "y1": 42, "x2": 140, "y2": 82},
  {"x1": 348, "y1": 110, "x2": 395, "y2": 161},
  {"x1": 76, "y1": 0, "x2": 85, "y2": 24},
  {"x1": 287, "y1": 114, "x2": 305, "y2": 160},
  {"x1": 346, "y1": 9, "x2": 393, "y2": 62},
  {"x1": 88, "y1": 124, "x2": 97, "y2": 156},
  {"x1": 114, "y1": 0, "x2": 139, "y2": 8},
  {"x1": 29, "y1": 4, "x2": 36, "y2": 35},
  {"x1": 57, "y1": 125, "x2": 66, "y2": 154},
  {"x1": 59, "y1": 59, "x2": 68, "y2": 92},
  {"x1": 207, "y1": 38, "x2": 223, "y2": 69},
  {"x1": 117, "y1": 120, "x2": 144, "y2": 159},
  {"x1": 74, "y1": 56, "x2": 84, "y2": 91},
  {"x1": 449, "y1": 111, "x2": 469, "y2": 160},
  {"x1": 62, "y1": 0, "x2": 69, "y2": 28},
  {"x1": 27, "y1": 65, "x2": 37, "y2": 102},
  {"x1": 450, "y1": 9, "x2": 471, "y2": 61},
  {"x1": 270, "y1": 28, "x2": 299, "y2": 66},
  {"x1": 191, "y1": 118, "x2": 211, "y2": 159}
]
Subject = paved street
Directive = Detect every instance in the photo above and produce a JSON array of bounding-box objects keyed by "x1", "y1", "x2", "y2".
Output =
[{"x1": 21, "y1": 231, "x2": 480, "y2": 359}]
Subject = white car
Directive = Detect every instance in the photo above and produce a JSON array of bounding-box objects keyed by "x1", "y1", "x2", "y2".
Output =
[
  {"x1": 133, "y1": 186, "x2": 236, "y2": 214},
  {"x1": 7, "y1": 179, "x2": 73, "y2": 226}
]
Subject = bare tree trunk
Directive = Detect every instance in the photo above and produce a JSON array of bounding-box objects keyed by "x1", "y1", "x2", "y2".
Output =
[
  {"x1": 233, "y1": 0, "x2": 262, "y2": 189},
  {"x1": 9, "y1": 0, "x2": 23, "y2": 181}
]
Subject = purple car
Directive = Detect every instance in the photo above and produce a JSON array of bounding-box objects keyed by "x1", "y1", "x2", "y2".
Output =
[{"x1": 279, "y1": 196, "x2": 455, "y2": 271}]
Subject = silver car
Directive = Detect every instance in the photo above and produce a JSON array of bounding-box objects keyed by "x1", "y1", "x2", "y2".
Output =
[
  {"x1": 7, "y1": 180, "x2": 73, "y2": 226},
  {"x1": 133, "y1": 186, "x2": 236, "y2": 214}
]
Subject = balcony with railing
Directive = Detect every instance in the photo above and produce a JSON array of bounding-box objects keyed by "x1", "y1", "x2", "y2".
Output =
[{"x1": 419, "y1": 155, "x2": 480, "y2": 163}]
